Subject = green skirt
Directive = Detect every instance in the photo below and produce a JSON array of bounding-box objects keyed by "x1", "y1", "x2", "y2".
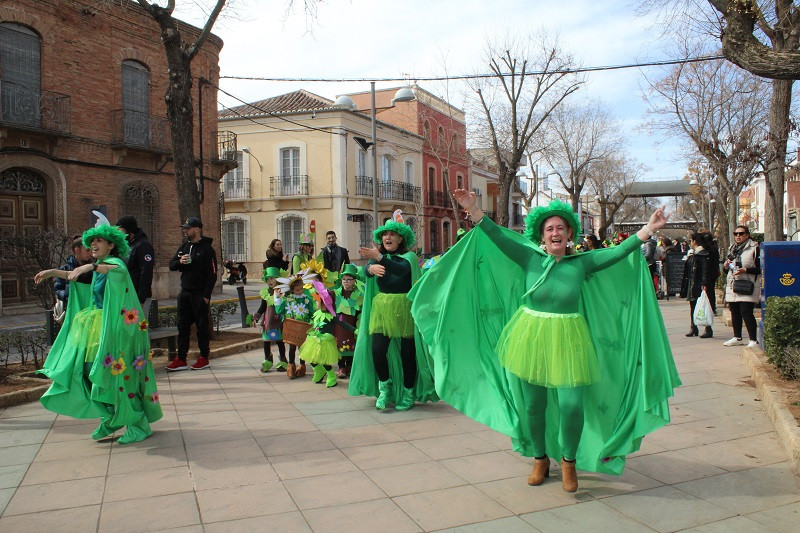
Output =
[
  {"x1": 496, "y1": 307, "x2": 600, "y2": 388},
  {"x1": 369, "y1": 292, "x2": 414, "y2": 338},
  {"x1": 299, "y1": 333, "x2": 341, "y2": 366},
  {"x1": 71, "y1": 308, "x2": 103, "y2": 362}
]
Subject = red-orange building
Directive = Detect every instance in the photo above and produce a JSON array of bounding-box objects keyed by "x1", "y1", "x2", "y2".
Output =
[
  {"x1": 346, "y1": 85, "x2": 468, "y2": 253},
  {"x1": 0, "y1": 0, "x2": 233, "y2": 311}
]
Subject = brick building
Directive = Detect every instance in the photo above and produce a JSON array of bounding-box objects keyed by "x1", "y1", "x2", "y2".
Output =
[
  {"x1": 346, "y1": 85, "x2": 468, "y2": 254},
  {"x1": 0, "y1": 0, "x2": 233, "y2": 311}
]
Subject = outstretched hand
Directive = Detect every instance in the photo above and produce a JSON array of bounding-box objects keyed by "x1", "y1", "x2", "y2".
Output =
[
  {"x1": 453, "y1": 189, "x2": 477, "y2": 210},
  {"x1": 648, "y1": 206, "x2": 669, "y2": 232},
  {"x1": 358, "y1": 242, "x2": 381, "y2": 261}
]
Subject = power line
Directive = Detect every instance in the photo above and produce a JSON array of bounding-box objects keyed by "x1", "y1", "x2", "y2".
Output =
[{"x1": 219, "y1": 55, "x2": 726, "y2": 83}]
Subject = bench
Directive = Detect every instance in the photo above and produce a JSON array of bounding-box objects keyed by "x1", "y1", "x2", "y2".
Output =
[{"x1": 148, "y1": 328, "x2": 179, "y2": 359}]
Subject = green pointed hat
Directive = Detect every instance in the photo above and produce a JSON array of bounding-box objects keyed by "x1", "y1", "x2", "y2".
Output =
[
  {"x1": 523, "y1": 199, "x2": 581, "y2": 245},
  {"x1": 340, "y1": 263, "x2": 361, "y2": 278}
]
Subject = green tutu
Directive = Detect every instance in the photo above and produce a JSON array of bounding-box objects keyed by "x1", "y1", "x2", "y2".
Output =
[
  {"x1": 71, "y1": 308, "x2": 103, "y2": 363},
  {"x1": 497, "y1": 307, "x2": 600, "y2": 388},
  {"x1": 299, "y1": 333, "x2": 340, "y2": 365},
  {"x1": 369, "y1": 292, "x2": 414, "y2": 338}
]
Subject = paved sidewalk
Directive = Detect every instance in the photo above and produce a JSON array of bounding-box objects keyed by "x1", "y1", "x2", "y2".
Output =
[{"x1": 1, "y1": 300, "x2": 799, "y2": 532}]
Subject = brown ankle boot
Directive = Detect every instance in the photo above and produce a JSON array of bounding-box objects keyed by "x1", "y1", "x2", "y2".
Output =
[
  {"x1": 527, "y1": 456, "x2": 550, "y2": 486},
  {"x1": 287, "y1": 363, "x2": 296, "y2": 379},
  {"x1": 296, "y1": 363, "x2": 306, "y2": 378},
  {"x1": 561, "y1": 458, "x2": 578, "y2": 492}
]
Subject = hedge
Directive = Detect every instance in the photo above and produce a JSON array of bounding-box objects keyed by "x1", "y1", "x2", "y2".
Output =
[{"x1": 764, "y1": 295, "x2": 800, "y2": 379}]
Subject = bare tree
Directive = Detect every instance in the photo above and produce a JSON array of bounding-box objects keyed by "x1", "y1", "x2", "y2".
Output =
[
  {"x1": 468, "y1": 32, "x2": 582, "y2": 227},
  {"x1": 537, "y1": 100, "x2": 622, "y2": 213},
  {"x1": 643, "y1": 54, "x2": 769, "y2": 248},
  {"x1": 586, "y1": 154, "x2": 646, "y2": 238}
]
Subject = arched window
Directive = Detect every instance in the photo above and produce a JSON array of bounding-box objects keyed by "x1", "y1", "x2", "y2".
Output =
[
  {"x1": 381, "y1": 155, "x2": 392, "y2": 182},
  {"x1": 437, "y1": 126, "x2": 445, "y2": 145},
  {"x1": 443, "y1": 220, "x2": 451, "y2": 249},
  {"x1": 422, "y1": 120, "x2": 431, "y2": 141},
  {"x1": 122, "y1": 181, "x2": 158, "y2": 247},
  {"x1": 404, "y1": 161, "x2": 413, "y2": 184},
  {"x1": 429, "y1": 220, "x2": 439, "y2": 254},
  {"x1": 223, "y1": 217, "x2": 248, "y2": 262},
  {"x1": 0, "y1": 23, "x2": 41, "y2": 128},
  {"x1": 457, "y1": 174, "x2": 463, "y2": 190},
  {"x1": 278, "y1": 214, "x2": 304, "y2": 257},
  {"x1": 121, "y1": 60, "x2": 150, "y2": 146}
]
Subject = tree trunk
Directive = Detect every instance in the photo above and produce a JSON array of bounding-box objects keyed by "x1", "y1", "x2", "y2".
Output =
[
  {"x1": 497, "y1": 171, "x2": 512, "y2": 227},
  {"x1": 764, "y1": 78, "x2": 792, "y2": 241}
]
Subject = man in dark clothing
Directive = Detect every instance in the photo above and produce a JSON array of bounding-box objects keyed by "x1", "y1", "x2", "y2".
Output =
[
  {"x1": 115, "y1": 215, "x2": 155, "y2": 319},
  {"x1": 53, "y1": 236, "x2": 92, "y2": 321},
  {"x1": 166, "y1": 217, "x2": 218, "y2": 371},
  {"x1": 318, "y1": 230, "x2": 350, "y2": 273}
]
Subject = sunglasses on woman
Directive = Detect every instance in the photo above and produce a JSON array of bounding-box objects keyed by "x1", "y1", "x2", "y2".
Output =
[{"x1": 733, "y1": 232, "x2": 748, "y2": 236}]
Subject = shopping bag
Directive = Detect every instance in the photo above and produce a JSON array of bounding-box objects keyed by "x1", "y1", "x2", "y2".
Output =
[{"x1": 693, "y1": 290, "x2": 714, "y2": 327}]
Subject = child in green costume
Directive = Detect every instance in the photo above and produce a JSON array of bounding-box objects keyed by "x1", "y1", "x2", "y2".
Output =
[
  {"x1": 274, "y1": 270, "x2": 315, "y2": 378},
  {"x1": 35, "y1": 222, "x2": 162, "y2": 444},
  {"x1": 253, "y1": 267, "x2": 287, "y2": 373},
  {"x1": 333, "y1": 264, "x2": 363, "y2": 378}
]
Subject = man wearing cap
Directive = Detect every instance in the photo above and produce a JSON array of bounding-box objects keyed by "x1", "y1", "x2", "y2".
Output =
[
  {"x1": 166, "y1": 217, "x2": 218, "y2": 371},
  {"x1": 115, "y1": 215, "x2": 155, "y2": 319},
  {"x1": 292, "y1": 233, "x2": 314, "y2": 274}
]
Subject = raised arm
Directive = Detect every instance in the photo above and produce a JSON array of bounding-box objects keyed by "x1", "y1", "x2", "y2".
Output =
[{"x1": 453, "y1": 188, "x2": 534, "y2": 267}]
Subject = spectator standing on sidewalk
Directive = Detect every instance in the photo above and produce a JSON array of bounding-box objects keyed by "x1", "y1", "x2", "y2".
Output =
[
  {"x1": 292, "y1": 233, "x2": 314, "y2": 274},
  {"x1": 53, "y1": 235, "x2": 93, "y2": 316},
  {"x1": 115, "y1": 215, "x2": 155, "y2": 320},
  {"x1": 166, "y1": 217, "x2": 218, "y2": 371},
  {"x1": 264, "y1": 239, "x2": 289, "y2": 270},
  {"x1": 318, "y1": 230, "x2": 350, "y2": 273}
]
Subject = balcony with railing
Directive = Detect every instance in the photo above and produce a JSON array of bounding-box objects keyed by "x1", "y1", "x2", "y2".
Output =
[
  {"x1": 111, "y1": 109, "x2": 170, "y2": 152},
  {"x1": 356, "y1": 175, "x2": 373, "y2": 197},
  {"x1": 0, "y1": 80, "x2": 71, "y2": 135},
  {"x1": 213, "y1": 130, "x2": 238, "y2": 162},
  {"x1": 224, "y1": 177, "x2": 250, "y2": 199},
  {"x1": 270, "y1": 175, "x2": 309, "y2": 197},
  {"x1": 379, "y1": 180, "x2": 420, "y2": 203},
  {"x1": 427, "y1": 190, "x2": 449, "y2": 207}
]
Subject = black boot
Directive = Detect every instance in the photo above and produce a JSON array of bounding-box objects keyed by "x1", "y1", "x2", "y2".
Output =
[
  {"x1": 685, "y1": 325, "x2": 699, "y2": 337},
  {"x1": 700, "y1": 326, "x2": 713, "y2": 338}
]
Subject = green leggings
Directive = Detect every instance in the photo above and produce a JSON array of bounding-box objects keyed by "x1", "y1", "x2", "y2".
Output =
[{"x1": 524, "y1": 383, "x2": 585, "y2": 461}]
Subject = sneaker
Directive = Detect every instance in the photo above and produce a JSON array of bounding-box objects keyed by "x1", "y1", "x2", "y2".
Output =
[
  {"x1": 722, "y1": 338, "x2": 744, "y2": 347},
  {"x1": 190, "y1": 357, "x2": 210, "y2": 370},
  {"x1": 165, "y1": 359, "x2": 188, "y2": 372},
  {"x1": 746, "y1": 340, "x2": 760, "y2": 349}
]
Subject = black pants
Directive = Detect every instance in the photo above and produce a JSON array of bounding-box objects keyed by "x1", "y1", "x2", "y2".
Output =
[
  {"x1": 263, "y1": 341, "x2": 286, "y2": 361},
  {"x1": 372, "y1": 334, "x2": 416, "y2": 389},
  {"x1": 729, "y1": 301, "x2": 758, "y2": 341},
  {"x1": 177, "y1": 291, "x2": 210, "y2": 360}
]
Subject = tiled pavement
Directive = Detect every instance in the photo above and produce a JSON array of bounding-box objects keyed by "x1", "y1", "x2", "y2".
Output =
[{"x1": 1, "y1": 299, "x2": 799, "y2": 532}]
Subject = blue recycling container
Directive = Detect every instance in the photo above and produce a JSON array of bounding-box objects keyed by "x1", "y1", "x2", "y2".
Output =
[{"x1": 759, "y1": 241, "x2": 800, "y2": 348}]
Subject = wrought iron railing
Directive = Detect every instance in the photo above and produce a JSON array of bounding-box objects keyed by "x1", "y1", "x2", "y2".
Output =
[
  {"x1": 111, "y1": 109, "x2": 170, "y2": 151},
  {"x1": 270, "y1": 175, "x2": 309, "y2": 196},
  {"x1": 356, "y1": 175, "x2": 373, "y2": 196},
  {"x1": 379, "y1": 180, "x2": 420, "y2": 203},
  {"x1": 427, "y1": 190, "x2": 449, "y2": 207},
  {"x1": 224, "y1": 177, "x2": 250, "y2": 199},
  {"x1": 214, "y1": 130, "x2": 237, "y2": 161},
  {"x1": 0, "y1": 80, "x2": 71, "y2": 135}
]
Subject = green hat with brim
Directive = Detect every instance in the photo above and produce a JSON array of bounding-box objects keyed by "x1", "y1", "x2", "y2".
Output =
[
  {"x1": 523, "y1": 199, "x2": 581, "y2": 245},
  {"x1": 83, "y1": 225, "x2": 130, "y2": 258},
  {"x1": 341, "y1": 263, "x2": 361, "y2": 279},
  {"x1": 262, "y1": 267, "x2": 284, "y2": 281},
  {"x1": 373, "y1": 220, "x2": 416, "y2": 249}
]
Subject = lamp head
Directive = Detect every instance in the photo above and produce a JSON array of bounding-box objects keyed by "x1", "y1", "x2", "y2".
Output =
[{"x1": 354, "y1": 137, "x2": 373, "y2": 151}]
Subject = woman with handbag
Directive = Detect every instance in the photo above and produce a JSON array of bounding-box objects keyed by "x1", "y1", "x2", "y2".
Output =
[
  {"x1": 680, "y1": 232, "x2": 714, "y2": 338},
  {"x1": 722, "y1": 226, "x2": 761, "y2": 348}
]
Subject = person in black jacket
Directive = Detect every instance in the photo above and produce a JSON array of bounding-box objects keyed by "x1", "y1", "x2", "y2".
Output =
[
  {"x1": 679, "y1": 232, "x2": 714, "y2": 338},
  {"x1": 319, "y1": 231, "x2": 350, "y2": 273},
  {"x1": 115, "y1": 216, "x2": 155, "y2": 319},
  {"x1": 263, "y1": 239, "x2": 289, "y2": 270},
  {"x1": 166, "y1": 217, "x2": 218, "y2": 371}
]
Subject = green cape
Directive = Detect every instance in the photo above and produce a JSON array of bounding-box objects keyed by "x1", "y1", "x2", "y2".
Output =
[
  {"x1": 39, "y1": 257, "x2": 162, "y2": 427},
  {"x1": 347, "y1": 252, "x2": 438, "y2": 405},
  {"x1": 408, "y1": 224, "x2": 680, "y2": 475}
]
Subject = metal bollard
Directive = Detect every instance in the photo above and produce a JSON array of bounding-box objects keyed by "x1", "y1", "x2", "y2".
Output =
[
  {"x1": 45, "y1": 310, "x2": 56, "y2": 345},
  {"x1": 236, "y1": 286, "x2": 248, "y2": 327},
  {"x1": 149, "y1": 299, "x2": 159, "y2": 329}
]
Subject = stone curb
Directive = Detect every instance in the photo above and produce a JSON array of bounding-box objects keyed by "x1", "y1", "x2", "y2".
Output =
[{"x1": 742, "y1": 346, "x2": 800, "y2": 476}]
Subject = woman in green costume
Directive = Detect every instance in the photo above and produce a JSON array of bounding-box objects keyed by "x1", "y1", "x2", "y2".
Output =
[
  {"x1": 35, "y1": 223, "x2": 162, "y2": 443},
  {"x1": 409, "y1": 191, "x2": 679, "y2": 492},
  {"x1": 348, "y1": 211, "x2": 437, "y2": 411}
]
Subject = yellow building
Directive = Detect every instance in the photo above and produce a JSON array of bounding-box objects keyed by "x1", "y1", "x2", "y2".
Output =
[{"x1": 217, "y1": 90, "x2": 423, "y2": 272}]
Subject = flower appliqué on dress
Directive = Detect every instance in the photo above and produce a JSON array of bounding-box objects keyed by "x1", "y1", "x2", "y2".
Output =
[
  {"x1": 111, "y1": 357, "x2": 126, "y2": 375},
  {"x1": 151, "y1": 392, "x2": 160, "y2": 404},
  {"x1": 133, "y1": 355, "x2": 146, "y2": 371},
  {"x1": 128, "y1": 393, "x2": 135, "y2": 399},
  {"x1": 103, "y1": 353, "x2": 114, "y2": 368},
  {"x1": 267, "y1": 329, "x2": 279, "y2": 340},
  {"x1": 138, "y1": 319, "x2": 148, "y2": 331},
  {"x1": 124, "y1": 308, "x2": 139, "y2": 325}
]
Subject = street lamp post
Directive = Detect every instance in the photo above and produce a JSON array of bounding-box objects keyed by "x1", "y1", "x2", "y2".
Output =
[{"x1": 241, "y1": 147, "x2": 262, "y2": 197}]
